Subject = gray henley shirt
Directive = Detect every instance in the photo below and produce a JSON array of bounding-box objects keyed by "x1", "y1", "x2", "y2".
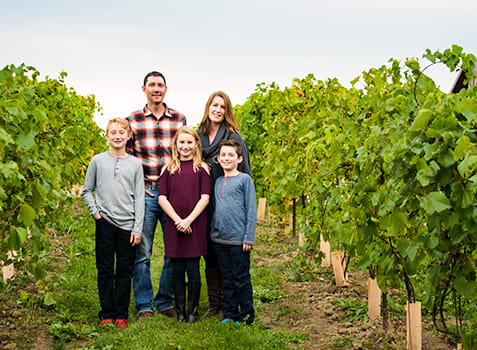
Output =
[{"x1": 82, "y1": 151, "x2": 145, "y2": 236}]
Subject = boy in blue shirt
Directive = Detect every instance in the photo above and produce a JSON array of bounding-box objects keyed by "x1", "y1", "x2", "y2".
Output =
[{"x1": 211, "y1": 139, "x2": 256, "y2": 325}]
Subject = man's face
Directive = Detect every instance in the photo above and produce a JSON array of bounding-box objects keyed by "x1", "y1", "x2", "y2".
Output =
[{"x1": 142, "y1": 76, "x2": 167, "y2": 106}]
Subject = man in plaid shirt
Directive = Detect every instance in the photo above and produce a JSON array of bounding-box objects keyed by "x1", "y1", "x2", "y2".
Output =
[{"x1": 126, "y1": 71, "x2": 186, "y2": 319}]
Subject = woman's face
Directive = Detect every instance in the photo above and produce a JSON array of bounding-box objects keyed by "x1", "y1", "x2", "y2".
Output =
[{"x1": 208, "y1": 96, "x2": 226, "y2": 124}]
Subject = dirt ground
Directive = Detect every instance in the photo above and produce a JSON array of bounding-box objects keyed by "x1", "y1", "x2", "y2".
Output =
[
  {"x1": 0, "y1": 222, "x2": 458, "y2": 349},
  {"x1": 256, "y1": 225, "x2": 456, "y2": 350}
]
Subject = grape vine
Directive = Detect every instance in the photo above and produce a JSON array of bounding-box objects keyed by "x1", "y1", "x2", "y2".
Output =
[
  {"x1": 236, "y1": 45, "x2": 477, "y2": 343},
  {"x1": 0, "y1": 64, "x2": 106, "y2": 279}
]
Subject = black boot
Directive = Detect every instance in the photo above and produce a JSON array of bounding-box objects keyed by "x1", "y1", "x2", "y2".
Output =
[
  {"x1": 203, "y1": 267, "x2": 223, "y2": 318},
  {"x1": 187, "y1": 281, "x2": 201, "y2": 323},
  {"x1": 173, "y1": 279, "x2": 186, "y2": 322}
]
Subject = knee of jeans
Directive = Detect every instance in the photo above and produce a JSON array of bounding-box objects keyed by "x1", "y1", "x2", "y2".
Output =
[{"x1": 135, "y1": 243, "x2": 152, "y2": 265}]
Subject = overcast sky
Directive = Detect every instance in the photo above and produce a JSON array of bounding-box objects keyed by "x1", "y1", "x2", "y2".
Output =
[{"x1": 2, "y1": 0, "x2": 476, "y2": 129}]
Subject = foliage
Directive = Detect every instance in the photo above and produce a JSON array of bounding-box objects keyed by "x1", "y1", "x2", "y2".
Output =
[
  {"x1": 236, "y1": 45, "x2": 477, "y2": 341},
  {"x1": 331, "y1": 298, "x2": 368, "y2": 323},
  {"x1": 0, "y1": 64, "x2": 106, "y2": 278}
]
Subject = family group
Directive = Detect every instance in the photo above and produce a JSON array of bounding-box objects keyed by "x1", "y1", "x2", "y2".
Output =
[{"x1": 81, "y1": 71, "x2": 257, "y2": 329}]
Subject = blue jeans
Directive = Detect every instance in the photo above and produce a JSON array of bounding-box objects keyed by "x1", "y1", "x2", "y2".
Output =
[
  {"x1": 214, "y1": 243, "x2": 254, "y2": 324},
  {"x1": 132, "y1": 185, "x2": 174, "y2": 314}
]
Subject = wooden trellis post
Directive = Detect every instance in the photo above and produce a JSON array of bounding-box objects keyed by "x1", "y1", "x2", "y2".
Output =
[
  {"x1": 367, "y1": 278, "x2": 381, "y2": 321},
  {"x1": 406, "y1": 301, "x2": 422, "y2": 350},
  {"x1": 257, "y1": 198, "x2": 267, "y2": 221},
  {"x1": 320, "y1": 234, "x2": 331, "y2": 266},
  {"x1": 331, "y1": 250, "x2": 348, "y2": 286},
  {"x1": 2, "y1": 251, "x2": 16, "y2": 282}
]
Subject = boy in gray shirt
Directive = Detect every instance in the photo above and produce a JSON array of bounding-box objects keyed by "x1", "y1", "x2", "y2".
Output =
[
  {"x1": 211, "y1": 139, "x2": 256, "y2": 325},
  {"x1": 82, "y1": 118, "x2": 144, "y2": 328}
]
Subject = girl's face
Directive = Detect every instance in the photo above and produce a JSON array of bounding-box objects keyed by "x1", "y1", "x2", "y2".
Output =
[
  {"x1": 208, "y1": 96, "x2": 226, "y2": 125},
  {"x1": 176, "y1": 132, "x2": 198, "y2": 161}
]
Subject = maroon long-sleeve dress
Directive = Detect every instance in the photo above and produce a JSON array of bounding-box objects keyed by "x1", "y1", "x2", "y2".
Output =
[{"x1": 158, "y1": 160, "x2": 210, "y2": 258}]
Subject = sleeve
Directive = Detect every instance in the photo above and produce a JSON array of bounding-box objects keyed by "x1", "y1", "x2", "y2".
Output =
[
  {"x1": 125, "y1": 116, "x2": 135, "y2": 155},
  {"x1": 81, "y1": 157, "x2": 100, "y2": 218},
  {"x1": 243, "y1": 175, "x2": 257, "y2": 245},
  {"x1": 200, "y1": 167, "x2": 211, "y2": 196},
  {"x1": 132, "y1": 160, "x2": 145, "y2": 236},
  {"x1": 157, "y1": 168, "x2": 169, "y2": 197}
]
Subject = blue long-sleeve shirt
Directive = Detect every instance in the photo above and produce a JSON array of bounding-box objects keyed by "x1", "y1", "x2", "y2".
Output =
[{"x1": 211, "y1": 173, "x2": 257, "y2": 246}]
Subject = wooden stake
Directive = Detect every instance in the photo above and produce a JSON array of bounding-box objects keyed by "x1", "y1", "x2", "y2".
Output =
[
  {"x1": 2, "y1": 251, "x2": 16, "y2": 282},
  {"x1": 298, "y1": 231, "x2": 306, "y2": 247},
  {"x1": 367, "y1": 278, "x2": 381, "y2": 321},
  {"x1": 285, "y1": 215, "x2": 293, "y2": 233},
  {"x1": 406, "y1": 301, "x2": 422, "y2": 350},
  {"x1": 320, "y1": 235, "x2": 331, "y2": 266},
  {"x1": 257, "y1": 198, "x2": 266, "y2": 221},
  {"x1": 331, "y1": 251, "x2": 347, "y2": 286}
]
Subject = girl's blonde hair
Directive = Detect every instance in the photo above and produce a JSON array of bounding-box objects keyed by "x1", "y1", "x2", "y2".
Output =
[{"x1": 167, "y1": 126, "x2": 209, "y2": 175}]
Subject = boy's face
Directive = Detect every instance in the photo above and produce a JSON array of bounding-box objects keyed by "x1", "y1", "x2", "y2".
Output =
[
  {"x1": 218, "y1": 145, "x2": 242, "y2": 172},
  {"x1": 105, "y1": 123, "x2": 131, "y2": 151}
]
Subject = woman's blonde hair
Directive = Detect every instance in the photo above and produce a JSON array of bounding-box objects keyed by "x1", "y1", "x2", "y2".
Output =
[
  {"x1": 198, "y1": 91, "x2": 239, "y2": 135},
  {"x1": 167, "y1": 126, "x2": 209, "y2": 175}
]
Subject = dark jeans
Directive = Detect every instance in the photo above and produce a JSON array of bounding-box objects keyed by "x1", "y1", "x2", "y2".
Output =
[
  {"x1": 171, "y1": 257, "x2": 201, "y2": 283},
  {"x1": 213, "y1": 243, "x2": 254, "y2": 324},
  {"x1": 95, "y1": 218, "x2": 136, "y2": 320}
]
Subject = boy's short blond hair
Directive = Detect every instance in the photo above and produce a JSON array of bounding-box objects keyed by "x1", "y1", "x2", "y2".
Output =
[{"x1": 106, "y1": 118, "x2": 131, "y2": 134}]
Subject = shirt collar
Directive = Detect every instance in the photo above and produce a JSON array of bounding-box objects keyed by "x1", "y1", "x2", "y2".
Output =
[{"x1": 143, "y1": 103, "x2": 171, "y2": 119}]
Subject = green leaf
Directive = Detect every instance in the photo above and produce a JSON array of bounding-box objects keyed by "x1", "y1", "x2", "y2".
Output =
[
  {"x1": 457, "y1": 155, "x2": 477, "y2": 179},
  {"x1": 454, "y1": 275, "x2": 469, "y2": 296},
  {"x1": 8, "y1": 227, "x2": 28, "y2": 250},
  {"x1": 437, "y1": 150, "x2": 455, "y2": 168},
  {"x1": 44, "y1": 292, "x2": 57, "y2": 306},
  {"x1": 411, "y1": 109, "x2": 433, "y2": 131},
  {"x1": 380, "y1": 212, "x2": 407, "y2": 236},
  {"x1": 419, "y1": 191, "x2": 451, "y2": 214},
  {"x1": 16, "y1": 131, "x2": 37, "y2": 151},
  {"x1": 407, "y1": 243, "x2": 419, "y2": 261},
  {"x1": 18, "y1": 204, "x2": 36, "y2": 226},
  {"x1": 454, "y1": 135, "x2": 473, "y2": 161}
]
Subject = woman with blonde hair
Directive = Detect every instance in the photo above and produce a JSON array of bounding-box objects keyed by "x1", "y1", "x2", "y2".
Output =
[{"x1": 197, "y1": 91, "x2": 251, "y2": 318}]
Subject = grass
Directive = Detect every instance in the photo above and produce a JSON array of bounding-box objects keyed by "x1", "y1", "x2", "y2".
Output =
[{"x1": 40, "y1": 202, "x2": 306, "y2": 349}]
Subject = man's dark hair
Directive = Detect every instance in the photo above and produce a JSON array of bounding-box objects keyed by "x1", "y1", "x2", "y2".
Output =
[
  {"x1": 219, "y1": 139, "x2": 243, "y2": 157},
  {"x1": 143, "y1": 71, "x2": 166, "y2": 87}
]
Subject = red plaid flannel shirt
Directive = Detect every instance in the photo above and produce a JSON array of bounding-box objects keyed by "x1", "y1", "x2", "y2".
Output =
[{"x1": 126, "y1": 104, "x2": 186, "y2": 181}]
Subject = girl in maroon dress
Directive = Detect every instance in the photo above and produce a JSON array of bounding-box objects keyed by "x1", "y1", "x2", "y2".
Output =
[{"x1": 158, "y1": 126, "x2": 210, "y2": 323}]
